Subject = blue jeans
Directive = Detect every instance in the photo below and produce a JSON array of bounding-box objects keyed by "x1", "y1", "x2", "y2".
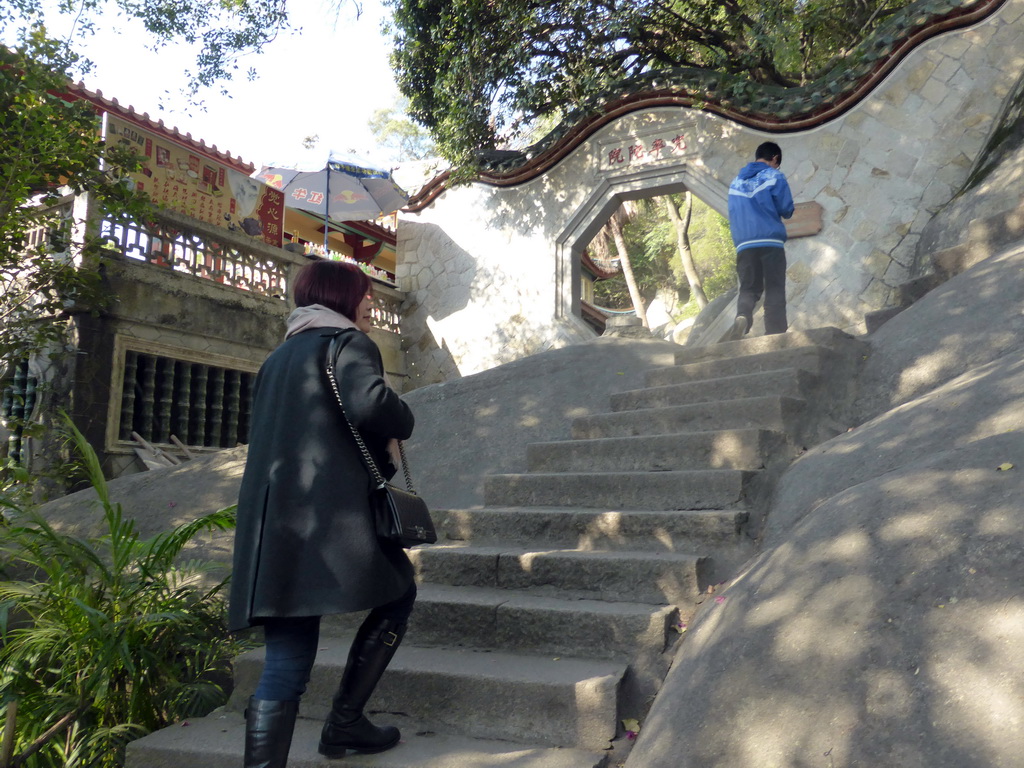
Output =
[
  {"x1": 254, "y1": 584, "x2": 416, "y2": 702},
  {"x1": 736, "y1": 246, "x2": 788, "y2": 334}
]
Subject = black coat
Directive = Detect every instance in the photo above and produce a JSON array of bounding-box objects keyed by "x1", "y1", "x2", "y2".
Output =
[{"x1": 228, "y1": 327, "x2": 415, "y2": 632}]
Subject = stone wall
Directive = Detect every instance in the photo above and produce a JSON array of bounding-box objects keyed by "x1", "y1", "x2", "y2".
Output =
[
  {"x1": 917, "y1": 59, "x2": 1024, "y2": 258},
  {"x1": 396, "y1": 0, "x2": 1024, "y2": 382},
  {"x1": 74, "y1": 256, "x2": 290, "y2": 476},
  {"x1": 396, "y1": 212, "x2": 595, "y2": 387},
  {"x1": 77, "y1": 256, "x2": 408, "y2": 477}
]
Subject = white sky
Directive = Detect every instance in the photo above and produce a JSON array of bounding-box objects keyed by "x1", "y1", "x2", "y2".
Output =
[{"x1": 29, "y1": 0, "x2": 404, "y2": 170}]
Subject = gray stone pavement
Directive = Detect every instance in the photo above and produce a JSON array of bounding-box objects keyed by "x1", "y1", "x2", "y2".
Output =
[
  {"x1": 623, "y1": 244, "x2": 1024, "y2": 767},
  {"x1": 40, "y1": 337, "x2": 682, "y2": 550},
  {"x1": 38, "y1": 213, "x2": 1024, "y2": 768}
]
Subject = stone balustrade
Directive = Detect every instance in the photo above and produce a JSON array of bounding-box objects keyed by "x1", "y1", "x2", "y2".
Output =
[
  {"x1": 95, "y1": 205, "x2": 402, "y2": 336},
  {"x1": 100, "y1": 209, "x2": 294, "y2": 300}
]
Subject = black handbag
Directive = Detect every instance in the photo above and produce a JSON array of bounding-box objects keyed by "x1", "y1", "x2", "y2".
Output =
[{"x1": 325, "y1": 335, "x2": 437, "y2": 548}]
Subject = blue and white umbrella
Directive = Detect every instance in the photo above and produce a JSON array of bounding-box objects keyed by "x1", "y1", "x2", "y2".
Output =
[{"x1": 253, "y1": 152, "x2": 408, "y2": 248}]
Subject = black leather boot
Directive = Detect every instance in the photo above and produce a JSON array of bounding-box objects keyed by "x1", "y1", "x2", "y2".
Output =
[
  {"x1": 317, "y1": 615, "x2": 407, "y2": 758},
  {"x1": 244, "y1": 697, "x2": 298, "y2": 768}
]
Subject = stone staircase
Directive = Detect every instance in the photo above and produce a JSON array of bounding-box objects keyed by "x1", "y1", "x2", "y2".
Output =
[{"x1": 126, "y1": 327, "x2": 864, "y2": 768}]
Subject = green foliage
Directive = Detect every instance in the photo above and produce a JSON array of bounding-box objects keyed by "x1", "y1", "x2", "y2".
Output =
[
  {"x1": 593, "y1": 195, "x2": 734, "y2": 319},
  {"x1": 1, "y1": 0, "x2": 308, "y2": 362},
  {"x1": 0, "y1": 32, "x2": 154, "y2": 363},
  {"x1": 368, "y1": 96, "x2": 438, "y2": 161},
  {"x1": 0, "y1": 414, "x2": 244, "y2": 768},
  {"x1": 1, "y1": 0, "x2": 291, "y2": 97},
  {"x1": 0, "y1": 458, "x2": 38, "y2": 512},
  {"x1": 385, "y1": 0, "x2": 914, "y2": 167},
  {"x1": 790, "y1": 0, "x2": 910, "y2": 80},
  {"x1": 687, "y1": 202, "x2": 736, "y2": 302}
]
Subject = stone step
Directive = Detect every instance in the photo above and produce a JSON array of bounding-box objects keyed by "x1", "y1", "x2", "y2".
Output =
[
  {"x1": 570, "y1": 396, "x2": 804, "y2": 439},
  {"x1": 611, "y1": 368, "x2": 817, "y2": 411},
  {"x1": 484, "y1": 468, "x2": 751, "y2": 511},
  {"x1": 647, "y1": 346, "x2": 834, "y2": 388},
  {"x1": 125, "y1": 709, "x2": 608, "y2": 768},
  {"x1": 408, "y1": 544, "x2": 707, "y2": 605},
  {"x1": 436, "y1": 506, "x2": 747, "y2": 550},
  {"x1": 675, "y1": 326, "x2": 858, "y2": 366},
  {"x1": 527, "y1": 429, "x2": 788, "y2": 472},
  {"x1": 230, "y1": 641, "x2": 625, "y2": 750},
  {"x1": 124, "y1": 326, "x2": 862, "y2": 768},
  {"x1": 320, "y1": 583, "x2": 678, "y2": 662}
]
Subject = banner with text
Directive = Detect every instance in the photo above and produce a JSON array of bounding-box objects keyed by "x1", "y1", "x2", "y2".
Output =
[{"x1": 105, "y1": 114, "x2": 284, "y2": 247}]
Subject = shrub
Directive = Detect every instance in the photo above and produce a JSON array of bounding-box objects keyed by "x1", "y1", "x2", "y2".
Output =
[{"x1": 0, "y1": 415, "x2": 244, "y2": 768}]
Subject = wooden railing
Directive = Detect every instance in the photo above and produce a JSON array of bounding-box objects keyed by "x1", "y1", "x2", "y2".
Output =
[
  {"x1": 0, "y1": 359, "x2": 37, "y2": 463},
  {"x1": 22, "y1": 201, "x2": 405, "y2": 345},
  {"x1": 580, "y1": 300, "x2": 609, "y2": 334},
  {"x1": 370, "y1": 282, "x2": 403, "y2": 335}
]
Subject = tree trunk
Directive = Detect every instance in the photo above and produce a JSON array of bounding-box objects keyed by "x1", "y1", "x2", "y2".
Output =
[
  {"x1": 664, "y1": 193, "x2": 708, "y2": 309},
  {"x1": 608, "y1": 214, "x2": 648, "y2": 328}
]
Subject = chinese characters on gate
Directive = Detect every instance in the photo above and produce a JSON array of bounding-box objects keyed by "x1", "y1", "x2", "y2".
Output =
[{"x1": 603, "y1": 133, "x2": 690, "y2": 171}]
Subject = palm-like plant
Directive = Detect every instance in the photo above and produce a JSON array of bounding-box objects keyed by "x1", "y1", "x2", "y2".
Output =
[{"x1": 0, "y1": 415, "x2": 244, "y2": 768}]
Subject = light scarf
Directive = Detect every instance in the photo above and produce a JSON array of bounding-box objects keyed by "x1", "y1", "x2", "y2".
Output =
[
  {"x1": 285, "y1": 303, "x2": 358, "y2": 338},
  {"x1": 285, "y1": 304, "x2": 402, "y2": 469}
]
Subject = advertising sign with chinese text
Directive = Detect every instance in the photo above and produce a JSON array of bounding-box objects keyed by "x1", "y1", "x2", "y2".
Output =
[{"x1": 105, "y1": 114, "x2": 284, "y2": 247}]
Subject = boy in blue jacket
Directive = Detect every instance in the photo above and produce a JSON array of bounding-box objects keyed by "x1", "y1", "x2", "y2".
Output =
[{"x1": 725, "y1": 141, "x2": 795, "y2": 339}]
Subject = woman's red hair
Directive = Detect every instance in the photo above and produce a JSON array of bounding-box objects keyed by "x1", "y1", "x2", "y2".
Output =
[{"x1": 292, "y1": 260, "x2": 370, "y2": 321}]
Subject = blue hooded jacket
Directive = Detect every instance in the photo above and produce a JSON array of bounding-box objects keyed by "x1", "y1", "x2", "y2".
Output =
[{"x1": 728, "y1": 161, "x2": 795, "y2": 252}]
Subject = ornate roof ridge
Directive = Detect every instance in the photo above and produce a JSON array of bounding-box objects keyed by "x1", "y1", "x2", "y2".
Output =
[
  {"x1": 64, "y1": 80, "x2": 255, "y2": 173},
  {"x1": 581, "y1": 250, "x2": 621, "y2": 280}
]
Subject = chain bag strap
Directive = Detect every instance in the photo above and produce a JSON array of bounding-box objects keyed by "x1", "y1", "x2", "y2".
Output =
[{"x1": 325, "y1": 333, "x2": 436, "y2": 547}]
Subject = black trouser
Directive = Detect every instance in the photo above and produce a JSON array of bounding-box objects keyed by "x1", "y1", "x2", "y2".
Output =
[
  {"x1": 736, "y1": 246, "x2": 788, "y2": 335},
  {"x1": 254, "y1": 584, "x2": 417, "y2": 702}
]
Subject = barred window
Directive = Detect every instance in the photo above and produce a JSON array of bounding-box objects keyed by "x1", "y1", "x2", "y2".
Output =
[
  {"x1": 119, "y1": 351, "x2": 255, "y2": 450},
  {"x1": 0, "y1": 359, "x2": 37, "y2": 463}
]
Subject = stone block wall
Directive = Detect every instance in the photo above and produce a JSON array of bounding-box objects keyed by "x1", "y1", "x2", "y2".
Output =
[
  {"x1": 396, "y1": 0, "x2": 1024, "y2": 381},
  {"x1": 396, "y1": 217, "x2": 593, "y2": 387}
]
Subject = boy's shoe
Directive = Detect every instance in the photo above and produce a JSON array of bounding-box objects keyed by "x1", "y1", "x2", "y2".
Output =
[{"x1": 719, "y1": 315, "x2": 748, "y2": 343}]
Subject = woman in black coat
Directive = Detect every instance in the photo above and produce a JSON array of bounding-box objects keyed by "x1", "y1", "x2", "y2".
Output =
[{"x1": 229, "y1": 259, "x2": 416, "y2": 767}]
